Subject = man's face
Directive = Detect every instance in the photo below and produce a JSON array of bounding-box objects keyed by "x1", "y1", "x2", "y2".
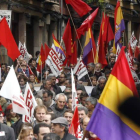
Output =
[
  {"x1": 56, "y1": 96, "x2": 66, "y2": 110},
  {"x1": 35, "y1": 108, "x2": 46, "y2": 122},
  {"x1": 64, "y1": 112, "x2": 73, "y2": 125},
  {"x1": 87, "y1": 66, "x2": 94, "y2": 72},
  {"x1": 51, "y1": 77, "x2": 56, "y2": 86},
  {"x1": 1, "y1": 65, "x2": 6, "y2": 72},
  {"x1": 31, "y1": 60, "x2": 36, "y2": 67},
  {"x1": 35, "y1": 127, "x2": 50, "y2": 140},
  {"x1": 51, "y1": 124, "x2": 64, "y2": 135},
  {"x1": 81, "y1": 97, "x2": 87, "y2": 106},
  {"x1": 92, "y1": 77, "x2": 97, "y2": 86},
  {"x1": 95, "y1": 64, "x2": 101, "y2": 72},
  {"x1": 59, "y1": 74, "x2": 66, "y2": 83},
  {"x1": 82, "y1": 118, "x2": 90, "y2": 133},
  {"x1": 44, "y1": 81, "x2": 52, "y2": 90},
  {"x1": 85, "y1": 101, "x2": 93, "y2": 110},
  {"x1": 78, "y1": 110, "x2": 87, "y2": 120},
  {"x1": 99, "y1": 79, "x2": 106, "y2": 89},
  {"x1": 29, "y1": 75, "x2": 35, "y2": 83},
  {"x1": 77, "y1": 90, "x2": 82, "y2": 99},
  {"x1": 43, "y1": 93, "x2": 51, "y2": 102},
  {"x1": 65, "y1": 80, "x2": 71, "y2": 88},
  {"x1": 67, "y1": 98, "x2": 72, "y2": 109},
  {"x1": 43, "y1": 114, "x2": 51, "y2": 125}
]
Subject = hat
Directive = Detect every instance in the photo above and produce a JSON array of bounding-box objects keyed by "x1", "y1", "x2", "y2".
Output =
[
  {"x1": 6, "y1": 104, "x2": 12, "y2": 110},
  {"x1": 51, "y1": 117, "x2": 68, "y2": 126}
]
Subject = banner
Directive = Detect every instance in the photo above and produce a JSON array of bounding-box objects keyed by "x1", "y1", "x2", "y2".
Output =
[
  {"x1": 0, "y1": 10, "x2": 11, "y2": 27},
  {"x1": 126, "y1": 52, "x2": 139, "y2": 83},
  {"x1": 46, "y1": 44, "x2": 63, "y2": 77},
  {"x1": 129, "y1": 31, "x2": 138, "y2": 50},
  {"x1": 22, "y1": 83, "x2": 37, "y2": 123},
  {"x1": 19, "y1": 41, "x2": 30, "y2": 62},
  {"x1": 73, "y1": 57, "x2": 88, "y2": 80}
]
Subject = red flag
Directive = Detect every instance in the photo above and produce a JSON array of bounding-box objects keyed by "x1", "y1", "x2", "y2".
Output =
[
  {"x1": 70, "y1": 41, "x2": 77, "y2": 65},
  {"x1": 76, "y1": 8, "x2": 99, "y2": 39},
  {"x1": 0, "y1": 18, "x2": 20, "y2": 61},
  {"x1": 97, "y1": 13, "x2": 114, "y2": 67},
  {"x1": 37, "y1": 45, "x2": 45, "y2": 72},
  {"x1": 65, "y1": 0, "x2": 92, "y2": 17},
  {"x1": 69, "y1": 107, "x2": 80, "y2": 138},
  {"x1": 44, "y1": 43, "x2": 50, "y2": 60},
  {"x1": 62, "y1": 19, "x2": 72, "y2": 59},
  {"x1": 134, "y1": 46, "x2": 140, "y2": 59}
]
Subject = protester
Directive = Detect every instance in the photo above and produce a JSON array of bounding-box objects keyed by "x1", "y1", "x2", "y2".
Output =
[
  {"x1": 51, "y1": 93, "x2": 67, "y2": 117},
  {"x1": 34, "y1": 123, "x2": 51, "y2": 140},
  {"x1": 18, "y1": 123, "x2": 34, "y2": 140},
  {"x1": 91, "y1": 76, "x2": 106, "y2": 99},
  {"x1": 33, "y1": 105, "x2": 47, "y2": 127},
  {"x1": 63, "y1": 109, "x2": 74, "y2": 126},
  {"x1": 43, "y1": 133, "x2": 60, "y2": 140},
  {"x1": 78, "y1": 106, "x2": 88, "y2": 122},
  {"x1": 57, "y1": 73, "x2": 66, "y2": 86},
  {"x1": 43, "y1": 113, "x2": 55, "y2": 125},
  {"x1": 51, "y1": 117, "x2": 78, "y2": 140}
]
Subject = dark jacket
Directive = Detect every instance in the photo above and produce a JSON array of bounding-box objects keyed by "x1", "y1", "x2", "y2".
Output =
[
  {"x1": 0, "y1": 123, "x2": 15, "y2": 140},
  {"x1": 91, "y1": 85, "x2": 103, "y2": 99},
  {"x1": 52, "y1": 85, "x2": 62, "y2": 95},
  {"x1": 51, "y1": 104, "x2": 67, "y2": 118},
  {"x1": 62, "y1": 131, "x2": 78, "y2": 140}
]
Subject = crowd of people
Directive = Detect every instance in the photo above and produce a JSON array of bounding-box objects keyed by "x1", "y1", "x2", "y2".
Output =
[{"x1": 0, "y1": 49, "x2": 140, "y2": 140}]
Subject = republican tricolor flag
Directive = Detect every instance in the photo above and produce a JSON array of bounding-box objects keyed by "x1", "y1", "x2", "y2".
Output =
[{"x1": 87, "y1": 46, "x2": 139, "y2": 140}]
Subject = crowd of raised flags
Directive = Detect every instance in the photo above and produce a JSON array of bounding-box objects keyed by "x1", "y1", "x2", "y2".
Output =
[{"x1": 0, "y1": 0, "x2": 140, "y2": 140}]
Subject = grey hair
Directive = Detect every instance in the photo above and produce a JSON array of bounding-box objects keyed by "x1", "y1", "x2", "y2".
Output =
[
  {"x1": 98, "y1": 76, "x2": 106, "y2": 82},
  {"x1": 87, "y1": 63, "x2": 94, "y2": 68},
  {"x1": 86, "y1": 97, "x2": 97, "y2": 106},
  {"x1": 55, "y1": 93, "x2": 67, "y2": 102},
  {"x1": 43, "y1": 79, "x2": 51, "y2": 86},
  {"x1": 78, "y1": 106, "x2": 88, "y2": 115},
  {"x1": 47, "y1": 74, "x2": 56, "y2": 80}
]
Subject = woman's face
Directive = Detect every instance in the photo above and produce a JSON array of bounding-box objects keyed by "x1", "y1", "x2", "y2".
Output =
[
  {"x1": 20, "y1": 78, "x2": 25, "y2": 86},
  {"x1": 24, "y1": 130, "x2": 34, "y2": 140},
  {"x1": 10, "y1": 109, "x2": 16, "y2": 117}
]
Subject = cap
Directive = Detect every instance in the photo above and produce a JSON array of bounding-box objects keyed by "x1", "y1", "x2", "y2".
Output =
[{"x1": 51, "y1": 117, "x2": 68, "y2": 126}]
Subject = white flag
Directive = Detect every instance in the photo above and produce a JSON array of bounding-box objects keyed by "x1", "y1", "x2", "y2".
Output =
[
  {"x1": 0, "y1": 66, "x2": 28, "y2": 115},
  {"x1": 19, "y1": 41, "x2": 30, "y2": 62},
  {"x1": 71, "y1": 69, "x2": 78, "y2": 111},
  {"x1": 46, "y1": 44, "x2": 63, "y2": 77},
  {"x1": 22, "y1": 83, "x2": 37, "y2": 123},
  {"x1": 73, "y1": 57, "x2": 88, "y2": 80},
  {"x1": 129, "y1": 31, "x2": 138, "y2": 50}
]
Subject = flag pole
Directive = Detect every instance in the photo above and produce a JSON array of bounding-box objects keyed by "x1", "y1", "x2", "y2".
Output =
[
  {"x1": 87, "y1": 72, "x2": 93, "y2": 87},
  {"x1": 66, "y1": 4, "x2": 83, "y2": 54}
]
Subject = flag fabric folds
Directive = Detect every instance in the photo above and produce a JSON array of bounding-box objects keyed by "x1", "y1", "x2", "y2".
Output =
[
  {"x1": 87, "y1": 46, "x2": 139, "y2": 140},
  {"x1": 46, "y1": 44, "x2": 63, "y2": 77},
  {"x1": 70, "y1": 41, "x2": 77, "y2": 65},
  {"x1": 71, "y1": 69, "x2": 78, "y2": 111},
  {"x1": 83, "y1": 25, "x2": 97, "y2": 65},
  {"x1": 37, "y1": 45, "x2": 45, "y2": 72},
  {"x1": 62, "y1": 19, "x2": 72, "y2": 61},
  {"x1": 18, "y1": 41, "x2": 30, "y2": 62},
  {"x1": 0, "y1": 18, "x2": 20, "y2": 61},
  {"x1": 129, "y1": 31, "x2": 138, "y2": 50},
  {"x1": 97, "y1": 13, "x2": 114, "y2": 67},
  {"x1": 76, "y1": 8, "x2": 99, "y2": 39},
  {"x1": 52, "y1": 34, "x2": 66, "y2": 61},
  {"x1": 113, "y1": 1, "x2": 125, "y2": 53},
  {"x1": 0, "y1": 66, "x2": 28, "y2": 115},
  {"x1": 65, "y1": 0, "x2": 92, "y2": 17},
  {"x1": 44, "y1": 43, "x2": 50, "y2": 60},
  {"x1": 22, "y1": 83, "x2": 37, "y2": 123},
  {"x1": 73, "y1": 57, "x2": 88, "y2": 80}
]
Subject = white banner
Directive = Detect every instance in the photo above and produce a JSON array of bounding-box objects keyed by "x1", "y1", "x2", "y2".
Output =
[
  {"x1": 19, "y1": 41, "x2": 30, "y2": 62},
  {"x1": 73, "y1": 57, "x2": 88, "y2": 80},
  {"x1": 22, "y1": 83, "x2": 37, "y2": 123},
  {"x1": 0, "y1": 10, "x2": 11, "y2": 27},
  {"x1": 126, "y1": 52, "x2": 139, "y2": 83},
  {"x1": 129, "y1": 31, "x2": 138, "y2": 50},
  {"x1": 46, "y1": 44, "x2": 63, "y2": 77}
]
